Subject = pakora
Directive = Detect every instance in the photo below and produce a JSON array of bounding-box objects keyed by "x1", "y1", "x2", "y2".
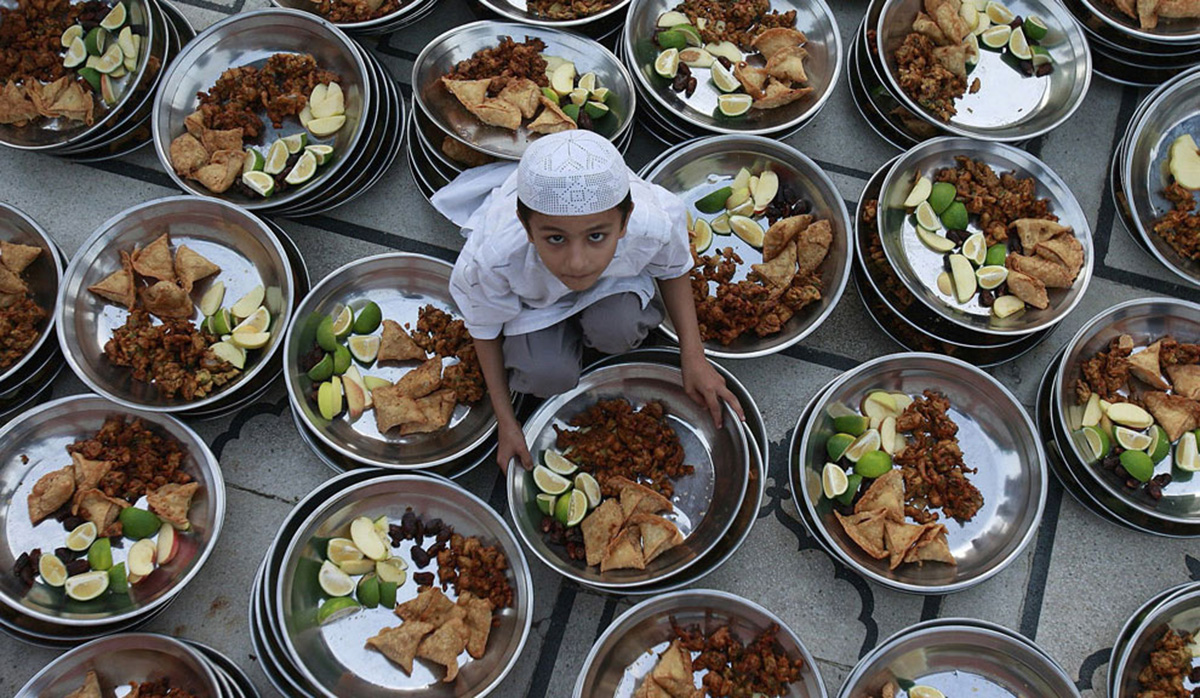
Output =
[
  {"x1": 1135, "y1": 626, "x2": 1196, "y2": 698},
  {"x1": 671, "y1": 620, "x2": 806, "y2": 697}
]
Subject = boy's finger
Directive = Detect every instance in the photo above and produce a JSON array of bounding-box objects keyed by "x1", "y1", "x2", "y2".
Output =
[
  {"x1": 723, "y1": 387, "x2": 746, "y2": 421},
  {"x1": 705, "y1": 391, "x2": 723, "y2": 429}
]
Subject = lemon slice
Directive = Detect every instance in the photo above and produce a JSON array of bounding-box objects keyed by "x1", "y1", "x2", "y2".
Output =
[
  {"x1": 327, "y1": 538, "x2": 364, "y2": 566},
  {"x1": 89, "y1": 43, "x2": 123, "y2": 74},
  {"x1": 544, "y1": 450, "x2": 578, "y2": 475},
  {"x1": 981, "y1": 24, "x2": 1012, "y2": 49},
  {"x1": 711, "y1": 212, "x2": 732, "y2": 235},
  {"x1": 100, "y1": 3, "x2": 127, "y2": 30},
  {"x1": 569, "y1": 87, "x2": 589, "y2": 106},
  {"x1": 918, "y1": 228, "x2": 956, "y2": 253},
  {"x1": 285, "y1": 150, "x2": 319, "y2": 185},
  {"x1": 903, "y1": 175, "x2": 932, "y2": 208},
  {"x1": 574, "y1": 472, "x2": 602, "y2": 508},
  {"x1": 375, "y1": 557, "x2": 408, "y2": 585},
  {"x1": 305, "y1": 144, "x2": 334, "y2": 166},
  {"x1": 973, "y1": 11, "x2": 992, "y2": 35},
  {"x1": 555, "y1": 489, "x2": 588, "y2": 527},
  {"x1": 63, "y1": 36, "x2": 87, "y2": 69},
  {"x1": 232, "y1": 306, "x2": 270, "y2": 334},
  {"x1": 910, "y1": 687, "x2": 946, "y2": 698},
  {"x1": 986, "y1": 0, "x2": 1015, "y2": 24},
  {"x1": 1008, "y1": 27, "x2": 1032, "y2": 61},
  {"x1": 711, "y1": 61, "x2": 740, "y2": 93},
  {"x1": 729, "y1": 215, "x2": 764, "y2": 247},
  {"x1": 821, "y1": 462, "x2": 849, "y2": 499},
  {"x1": 331, "y1": 306, "x2": 354, "y2": 339},
  {"x1": 949, "y1": 254, "x2": 977, "y2": 303},
  {"x1": 915, "y1": 201, "x2": 941, "y2": 231},
  {"x1": 691, "y1": 217, "x2": 713, "y2": 253},
  {"x1": 242, "y1": 171, "x2": 275, "y2": 198},
  {"x1": 976, "y1": 264, "x2": 1008, "y2": 290},
  {"x1": 39, "y1": 554, "x2": 68, "y2": 587},
  {"x1": 318, "y1": 560, "x2": 355, "y2": 597},
  {"x1": 992, "y1": 294, "x2": 1025, "y2": 318},
  {"x1": 1176, "y1": 432, "x2": 1200, "y2": 472},
  {"x1": 65, "y1": 570, "x2": 110, "y2": 601},
  {"x1": 67, "y1": 521, "x2": 98, "y2": 552},
  {"x1": 962, "y1": 232, "x2": 987, "y2": 265},
  {"x1": 717, "y1": 93, "x2": 753, "y2": 117},
  {"x1": 317, "y1": 596, "x2": 361, "y2": 624},
  {"x1": 1114, "y1": 426, "x2": 1152, "y2": 451},
  {"x1": 231, "y1": 330, "x2": 270, "y2": 349},
  {"x1": 844, "y1": 429, "x2": 881, "y2": 462},
  {"x1": 282, "y1": 132, "x2": 309, "y2": 154},
  {"x1": 654, "y1": 48, "x2": 680, "y2": 79},
  {"x1": 533, "y1": 465, "x2": 572, "y2": 495},
  {"x1": 536, "y1": 493, "x2": 557, "y2": 516},
  {"x1": 1081, "y1": 425, "x2": 1110, "y2": 461},
  {"x1": 61, "y1": 24, "x2": 84, "y2": 48},
  {"x1": 348, "y1": 335, "x2": 380, "y2": 364}
]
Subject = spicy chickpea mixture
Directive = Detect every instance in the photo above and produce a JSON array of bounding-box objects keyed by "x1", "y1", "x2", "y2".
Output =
[
  {"x1": 893, "y1": 390, "x2": 983, "y2": 523},
  {"x1": 934, "y1": 156, "x2": 1057, "y2": 245},
  {"x1": 67, "y1": 415, "x2": 193, "y2": 504}
]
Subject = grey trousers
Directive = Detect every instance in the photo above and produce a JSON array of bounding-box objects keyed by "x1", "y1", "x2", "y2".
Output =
[{"x1": 503, "y1": 292, "x2": 663, "y2": 397}]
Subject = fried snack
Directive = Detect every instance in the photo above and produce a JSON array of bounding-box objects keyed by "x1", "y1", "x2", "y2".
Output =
[
  {"x1": 1033, "y1": 235, "x2": 1085, "y2": 278},
  {"x1": 670, "y1": 0, "x2": 797, "y2": 50},
  {"x1": 443, "y1": 37, "x2": 548, "y2": 91},
  {"x1": 647, "y1": 639, "x2": 698, "y2": 698},
  {"x1": 71, "y1": 452, "x2": 112, "y2": 492},
  {"x1": 750, "y1": 241, "x2": 797, "y2": 289},
  {"x1": 1142, "y1": 390, "x2": 1200, "y2": 441},
  {"x1": 367, "y1": 621, "x2": 436, "y2": 675},
  {"x1": 629, "y1": 513, "x2": 683, "y2": 564},
  {"x1": 497, "y1": 78, "x2": 542, "y2": 119},
  {"x1": 373, "y1": 389, "x2": 424, "y2": 433},
  {"x1": 393, "y1": 358, "x2": 442, "y2": 398},
  {"x1": 146, "y1": 481, "x2": 200, "y2": 528},
  {"x1": 936, "y1": 157, "x2": 1056, "y2": 245},
  {"x1": 1129, "y1": 340, "x2": 1170, "y2": 390},
  {"x1": 72, "y1": 487, "x2": 128, "y2": 536},
  {"x1": 762, "y1": 214, "x2": 812, "y2": 262},
  {"x1": 672, "y1": 621, "x2": 805, "y2": 697},
  {"x1": 0, "y1": 265, "x2": 26, "y2": 294},
  {"x1": 904, "y1": 523, "x2": 955, "y2": 565},
  {"x1": 69, "y1": 416, "x2": 194, "y2": 504},
  {"x1": 174, "y1": 246, "x2": 220, "y2": 292},
  {"x1": 527, "y1": 96, "x2": 577, "y2": 134},
  {"x1": 1004, "y1": 269, "x2": 1049, "y2": 309},
  {"x1": 417, "y1": 617, "x2": 470, "y2": 682},
  {"x1": 131, "y1": 234, "x2": 175, "y2": 282},
  {"x1": 1135, "y1": 627, "x2": 1195, "y2": 697},
  {"x1": 1166, "y1": 364, "x2": 1200, "y2": 399},
  {"x1": 1006, "y1": 253, "x2": 1075, "y2": 288},
  {"x1": 88, "y1": 266, "x2": 137, "y2": 309},
  {"x1": 65, "y1": 670, "x2": 103, "y2": 698},
  {"x1": 834, "y1": 508, "x2": 888, "y2": 559},
  {"x1": 1, "y1": 241, "x2": 40, "y2": 274},
  {"x1": 612, "y1": 476, "x2": 674, "y2": 519},
  {"x1": 192, "y1": 149, "x2": 244, "y2": 194},
  {"x1": 27, "y1": 466, "x2": 75, "y2": 524},
  {"x1": 400, "y1": 389, "x2": 457, "y2": 435},
  {"x1": 883, "y1": 519, "x2": 927, "y2": 570},
  {"x1": 855, "y1": 469, "x2": 904, "y2": 522},
  {"x1": 600, "y1": 526, "x2": 645, "y2": 572},
  {"x1": 0, "y1": 81, "x2": 39, "y2": 126},
  {"x1": 580, "y1": 498, "x2": 624, "y2": 566},
  {"x1": 140, "y1": 280, "x2": 194, "y2": 319},
  {"x1": 469, "y1": 97, "x2": 523, "y2": 130},
  {"x1": 1011, "y1": 218, "x2": 1070, "y2": 250},
  {"x1": 379, "y1": 319, "x2": 427, "y2": 362},
  {"x1": 397, "y1": 587, "x2": 460, "y2": 625},
  {"x1": 104, "y1": 311, "x2": 239, "y2": 402},
  {"x1": 753, "y1": 27, "x2": 808, "y2": 59},
  {"x1": 457, "y1": 591, "x2": 494, "y2": 660},
  {"x1": 894, "y1": 390, "x2": 982, "y2": 523}
]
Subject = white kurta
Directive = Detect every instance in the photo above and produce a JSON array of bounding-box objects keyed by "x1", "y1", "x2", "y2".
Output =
[{"x1": 435, "y1": 162, "x2": 692, "y2": 340}]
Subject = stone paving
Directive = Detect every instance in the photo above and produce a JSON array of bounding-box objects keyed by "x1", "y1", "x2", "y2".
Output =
[{"x1": 2, "y1": 0, "x2": 1199, "y2": 696}]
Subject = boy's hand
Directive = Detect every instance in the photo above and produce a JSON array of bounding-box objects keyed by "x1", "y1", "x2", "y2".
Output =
[
  {"x1": 497, "y1": 420, "x2": 533, "y2": 474},
  {"x1": 682, "y1": 353, "x2": 745, "y2": 429}
]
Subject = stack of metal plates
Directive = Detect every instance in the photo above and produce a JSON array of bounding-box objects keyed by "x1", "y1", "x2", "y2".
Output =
[
  {"x1": 408, "y1": 20, "x2": 637, "y2": 202},
  {"x1": 1110, "y1": 66, "x2": 1200, "y2": 288},
  {"x1": 13, "y1": 632, "x2": 257, "y2": 697},
  {"x1": 790, "y1": 353, "x2": 1048, "y2": 594},
  {"x1": 1107, "y1": 582, "x2": 1200, "y2": 698},
  {"x1": 618, "y1": 0, "x2": 840, "y2": 145},
  {"x1": 270, "y1": 0, "x2": 439, "y2": 36},
  {"x1": 638, "y1": 136, "x2": 853, "y2": 360},
  {"x1": 1037, "y1": 297, "x2": 1200, "y2": 538},
  {"x1": 1062, "y1": 0, "x2": 1200, "y2": 85},
  {"x1": 0, "y1": 396, "x2": 225, "y2": 647},
  {"x1": 283, "y1": 252, "x2": 520, "y2": 478},
  {"x1": 0, "y1": 0, "x2": 195, "y2": 163},
  {"x1": 850, "y1": 0, "x2": 1090, "y2": 149},
  {"x1": 0, "y1": 204, "x2": 67, "y2": 427},
  {"x1": 151, "y1": 9, "x2": 403, "y2": 217},
  {"x1": 249, "y1": 471, "x2": 533, "y2": 697},
  {"x1": 472, "y1": 0, "x2": 631, "y2": 43},
  {"x1": 838, "y1": 618, "x2": 1080, "y2": 697},
  {"x1": 855, "y1": 138, "x2": 1092, "y2": 365},
  {"x1": 55, "y1": 196, "x2": 309, "y2": 421}
]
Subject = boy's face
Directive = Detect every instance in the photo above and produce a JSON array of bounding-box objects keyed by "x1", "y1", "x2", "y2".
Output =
[{"x1": 522, "y1": 204, "x2": 632, "y2": 292}]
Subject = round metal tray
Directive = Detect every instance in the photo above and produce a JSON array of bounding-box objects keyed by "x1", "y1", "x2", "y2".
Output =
[
  {"x1": 1108, "y1": 582, "x2": 1200, "y2": 698},
  {"x1": 641, "y1": 135, "x2": 853, "y2": 359},
  {"x1": 0, "y1": 204, "x2": 65, "y2": 390},
  {"x1": 793, "y1": 353, "x2": 1047, "y2": 594},
  {"x1": 876, "y1": 0, "x2": 1091, "y2": 141},
  {"x1": 1078, "y1": 0, "x2": 1200, "y2": 44},
  {"x1": 878, "y1": 137, "x2": 1093, "y2": 336},
  {"x1": 270, "y1": 0, "x2": 438, "y2": 34},
  {"x1": 1110, "y1": 584, "x2": 1200, "y2": 698}
]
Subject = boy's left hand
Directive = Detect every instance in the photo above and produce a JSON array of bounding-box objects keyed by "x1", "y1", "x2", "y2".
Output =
[{"x1": 681, "y1": 353, "x2": 745, "y2": 429}]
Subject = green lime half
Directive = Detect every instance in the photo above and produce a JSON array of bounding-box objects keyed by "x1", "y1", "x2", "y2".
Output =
[
  {"x1": 1119, "y1": 449, "x2": 1154, "y2": 483},
  {"x1": 284, "y1": 150, "x2": 318, "y2": 186},
  {"x1": 695, "y1": 186, "x2": 733, "y2": 214},
  {"x1": 87, "y1": 537, "x2": 113, "y2": 571},
  {"x1": 333, "y1": 344, "x2": 351, "y2": 375},
  {"x1": 928, "y1": 181, "x2": 957, "y2": 214},
  {"x1": 555, "y1": 489, "x2": 588, "y2": 527},
  {"x1": 855, "y1": 450, "x2": 893, "y2": 478},
  {"x1": 832, "y1": 415, "x2": 869, "y2": 437},
  {"x1": 316, "y1": 316, "x2": 339, "y2": 351},
  {"x1": 307, "y1": 353, "x2": 334, "y2": 381},
  {"x1": 835, "y1": 473, "x2": 863, "y2": 507},
  {"x1": 536, "y1": 493, "x2": 557, "y2": 516},
  {"x1": 1147, "y1": 425, "x2": 1170, "y2": 463},
  {"x1": 108, "y1": 562, "x2": 129, "y2": 594},
  {"x1": 940, "y1": 201, "x2": 969, "y2": 231},
  {"x1": 317, "y1": 596, "x2": 361, "y2": 625},
  {"x1": 352, "y1": 301, "x2": 381, "y2": 334},
  {"x1": 356, "y1": 574, "x2": 380, "y2": 609},
  {"x1": 826, "y1": 433, "x2": 856, "y2": 461},
  {"x1": 379, "y1": 580, "x2": 398, "y2": 608},
  {"x1": 533, "y1": 466, "x2": 571, "y2": 495},
  {"x1": 118, "y1": 507, "x2": 161, "y2": 540}
]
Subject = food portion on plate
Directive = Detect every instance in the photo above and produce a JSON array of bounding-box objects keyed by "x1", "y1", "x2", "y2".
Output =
[
  {"x1": 0, "y1": 0, "x2": 146, "y2": 129},
  {"x1": 1133, "y1": 625, "x2": 1199, "y2": 698},
  {"x1": 1071, "y1": 333, "x2": 1200, "y2": 498},
  {"x1": 891, "y1": 0, "x2": 1055, "y2": 123},
  {"x1": 634, "y1": 621, "x2": 804, "y2": 697},
  {"x1": 14, "y1": 417, "x2": 201, "y2": 603},
  {"x1": 63, "y1": 671, "x2": 202, "y2": 698},
  {"x1": 298, "y1": 303, "x2": 485, "y2": 435},
  {"x1": 530, "y1": 399, "x2": 692, "y2": 572},
  {"x1": 440, "y1": 36, "x2": 614, "y2": 135},
  {"x1": 821, "y1": 389, "x2": 983, "y2": 570},
  {"x1": 87, "y1": 232, "x2": 273, "y2": 402},
  {"x1": 310, "y1": 508, "x2": 514, "y2": 683},
  {"x1": 306, "y1": 0, "x2": 405, "y2": 23},
  {"x1": 651, "y1": 1, "x2": 812, "y2": 117},
  {"x1": 685, "y1": 166, "x2": 831, "y2": 345},
  {"x1": 168, "y1": 53, "x2": 348, "y2": 197},
  {"x1": 1154, "y1": 134, "x2": 1200, "y2": 263},
  {"x1": 527, "y1": 0, "x2": 614, "y2": 20},
  {"x1": 1095, "y1": 0, "x2": 1200, "y2": 30},
  {"x1": 895, "y1": 155, "x2": 1083, "y2": 319},
  {"x1": 0, "y1": 240, "x2": 47, "y2": 370}
]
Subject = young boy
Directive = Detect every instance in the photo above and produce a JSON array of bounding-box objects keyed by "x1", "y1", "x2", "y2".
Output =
[{"x1": 438, "y1": 130, "x2": 743, "y2": 472}]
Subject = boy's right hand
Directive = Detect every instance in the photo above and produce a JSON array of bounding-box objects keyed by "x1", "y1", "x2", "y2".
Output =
[{"x1": 497, "y1": 420, "x2": 533, "y2": 474}]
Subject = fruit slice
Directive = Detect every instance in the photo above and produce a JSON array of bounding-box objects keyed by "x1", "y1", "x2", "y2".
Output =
[
  {"x1": 198, "y1": 283, "x2": 226, "y2": 320},
  {"x1": 574, "y1": 472, "x2": 602, "y2": 507},
  {"x1": 533, "y1": 465, "x2": 571, "y2": 495},
  {"x1": 1147, "y1": 425, "x2": 1170, "y2": 463},
  {"x1": 90, "y1": 43, "x2": 123, "y2": 74},
  {"x1": 941, "y1": 201, "x2": 969, "y2": 231},
  {"x1": 657, "y1": 10, "x2": 690, "y2": 27},
  {"x1": 960, "y1": 1, "x2": 978, "y2": 29},
  {"x1": 836, "y1": 473, "x2": 864, "y2": 507},
  {"x1": 156, "y1": 523, "x2": 179, "y2": 564},
  {"x1": 65, "y1": 570, "x2": 110, "y2": 601},
  {"x1": 822, "y1": 462, "x2": 849, "y2": 498},
  {"x1": 108, "y1": 563, "x2": 129, "y2": 594},
  {"x1": 674, "y1": 24, "x2": 703, "y2": 46},
  {"x1": 962, "y1": 232, "x2": 987, "y2": 266},
  {"x1": 903, "y1": 175, "x2": 933, "y2": 207},
  {"x1": 118, "y1": 27, "x2": 136, "y2": 60},
  {"x1": 855, "y1": 450, "x2": 893, "y2": 478},
  {"x1": 591, "y1": 87, "x2": 611, "y2": 103},
  {"x1": 657, "y1": 30, "x2": 687, "y2": 50},
  {"x1": 833, "y1": 414, "x2": 870, "y2": 437},
  {"x1": 711, "y1": 60, "x2": 740, "y2": 93},
  {"x1": 307, "y1": 354, "x2": 334, "y2": 382},
  {"x1": 1030, "y1": 45, "x2": 1052, "y2": 68},
  {"x1": 356, "y1": 574, "x2": 380, "y2": 609},
  {"x1": 306, "y1": 144, "x2": 334, "y2": 166},
  {"x1": 536, "y1": 493, "x2": 557, "y2": 516},
  {"x1": 1119, "y1": 449, "x2": 1154, "y2": 483},
  {"x1": 948, "y1": 254, "x2": 977, "y2": 303},
  {"x1": 318, "y1": 560, "x2": 355, "y2": 597},
  {"x1": 233, "y1": 306, "x2": 270, "y2": 334},
  {"x1": 349, "y1": 335, "x2": 380, "y2": 364},
  {"x1": 985, "y1": 243, "x2": 1008, "y2": 266},
  {"x1": 1106, "y1": 402, "x2": 1154, "y2": 429},
  {"x1": 729, "y1": 215, "x2": 764, "y2": 247},
  {"x1": 62, "y1": 24, "x2": 84, "y2": 48},
  {"x1": 976, "y1": 265, "x2": 1007, "y2": 290},
  {"x1": 986, "y1": 0, "x2": 1015, "y2": 24},
  {"x1": 307, "y1": 115, "x2": 346, "y2": 138},
  {"x1": 39, "y1": 554, "x2": 68, "y2": 587},
  {"x1": 311, "y1": 81, "x2": 345, "y2": 119},
  {"x1": 910, "y1": 687, "x2": 946, "y2": 698},
  {"x1": 880, "y1": 416, "x2": 900, "y2": 455},
  {"x1": 844, "y1": 428, "x2": 882, "y2": 462},
  {"x1": 1168, "y1": 135, "x2": 1200, "y2": 189},
  {"x1": 695, "y1": 186, "x2": 732, "y2": 214},
  {"x1": 544, "y1": 450, "x2": 578, "y2": 475},
  {"x1": 1176, "y1": 432, "x2": 1200, "y2": 472},
  {"x1": 1008, "y1": 27, "x2": 1032, "y2": 61},
  {"x1": 100, "y1": 74, "x2": 118, "y2": 106},
  {"x1": 231, "y1": 285, "x2": 265, "y2": 320},
  {"x1": 1081, "y1": 425, "x2": 1110, "y2": 462},
  {"x1": 717, "y1": 93, "x2": 753, "y2": 117},
  {"x1": 981, "y1": 24, "x2": 1012, "y2": 49},
  {"x1": 711, "y1": 213, "x2": 732, "y2": 235},
  {"x1": 78, "y1": 67, "x2": 102, "y2": 92},
  {"x1": 350, "y1": 516, "x2": 388, "y2": 561},
  {"x1": 64, "y1": 36, "x2": 87, "y2": 69},
  {"x1": 973, "y1": 11, "x2": 992, "y2": 35},
  {"x1": 725, "y1": 186, "x2": 751, "y2": 211},
  {"x1": 317, "y1": 596, "x2": 361, "y2": 624},
  {"x1": 827, "y1": 433, "x2": 855, "y2": 461},
  {"x1": 211, "y1": 341, "x2": 246, "y2": 369},
  {"x1": 67, "y1": 521, "x2": 98, "y2": 551},
  {"x1": 915, "y1": 201, "x2": 940, "y2": 230},
  {"x1": 84, "y1": 27, "x2": 108, "y2": 56},
  {"x1": 127, "y1": 538, "x2": 157, "y2": 577},
  {"x1": 344, "y1": 366, "x2": 367, "y2": 420},
  {"x1": 88, "y1": 537, "x2": 113, "y2": 571},
  {"x1": 753, "y1": 171, "x2": 779, "y2": 212},
  {"x1": 551, "y1": 62, "x2": 577, "y2": 95},
  {"x1": 928, "y1": 181, "x2": 957, "y2": 214},
  {"x1": 231, "y1": 330, "x2": 270, "y2": 350},
  {"x1": 375, "y1": 558, "x2": 407, "y2": 585},
  {"x1": 119, "y1": 507, "x2": 161, "y2": 539},
  {"x1": 568, "y1": 88, "x2": 589, "y2": 106},
  {"x1": 705, "y1": 41, "x2": 743, "y2": 64},
  {"x1": 1114, "y1": 426, "x2": 1152, "y2": 451},
  {"x1": 100, "y1": 3, "x2": 127, "y2": 30},
  {"x1": 679, "y1": 47, "x2": 715, "y2": 68},
  {"x1": 242, "y1": 171, "x2": 275, "y2": 198},
  {"x1": 1024, "y1": 15, "x2": 1049, "y2": 41},
  {"x1": 317, "y1": 379, "x2": 342, "y2": 420},
  {"x1": 328, "y1": 307, "x2": 353, "y2": 341},
  {"x1": 333, "y1": 344, "x2": 351, "y2": 374},
  {"x1": 327, "y1": 538, "x2": 364, "y2": 566},
  {"x1": 363, "y1": 376, "x2": 391, "y2": 392},
  {"x1": 937, "y1": 272, "x2": 953, "y2": 296},
  {"x1": 992, "y1": 295, "x2": 1024, "y2": 318},
  {"x1": 379, "y1": 580, "x2": 398, "y2": 609},
  {"x1": 655, "y1": 49, "x2": 680, "y2": 79},
  {"x1": 555, "y1": 489, "x2": 588, "y2": 527},
  {"x1": 584, "y1": 101, "x2": 609, "y2": 119},
  {"x1": 352, "y1": 300, "x2": 382, "y2": 334},
  {"x1": 1080, "y1": 392, "x2": 1103, "y2": 428},
  {"x1": 263, "y1": 140, "x2": 290, "y2": 175},
  {"x1": 918, "y1": 228, "x2": 956, "y2": 253},
  {"x1": 691, "y1": 218, "x2": 713, "y2": 253},
  {"x1": 577, "y1": 72, "x2": 597, "y2": 92},
  {"x1": 285, "y1": 150, "x2": 318, "y2": 185}
]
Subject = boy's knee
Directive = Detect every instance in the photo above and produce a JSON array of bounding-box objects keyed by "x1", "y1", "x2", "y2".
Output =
[
  {"x1": 581, "y1": 294, "x2": 661, "y2": 354},
  {"x1": 508, "y1": 362, "x2": 580, "y2": 398}
]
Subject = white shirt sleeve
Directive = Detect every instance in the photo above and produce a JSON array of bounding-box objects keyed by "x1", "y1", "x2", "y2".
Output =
[
  {"x1": 642, "y1": 183, "x2": 694, "y2": 281},
  {"x1": 449, "y1": 246, "x2": 523, "y2": 341}
]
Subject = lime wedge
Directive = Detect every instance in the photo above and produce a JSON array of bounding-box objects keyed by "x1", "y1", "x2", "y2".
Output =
[
  {"x1": 940, "y1": 201, "x2": 969, "y2": 231},
  {"x1": 555, "y1": 489, "x2": 588, "y2": 527},
  {"x1": 65, "y1": 570, "x2": 109, "y2": 601},
  {"x1": 67, "y1": 522, "x2": 98, "y2": 552},
  {"x1": 375, "y1": 558, "x2": 407, "y2": 585},
  {"x1": 282, "y1": 132, "x2": 309, "y2": 154},
  {"x1": 1147, "y1": 425, "x2": 1169, "y2": 463},
  {"x1": 231, "y1": 330, "x2": 270, "y2": 350},
  {"x1": 108, "y1": 563, "x2": 129, "y2": 594},
  {"x1": 695, "y1": 186, "x2": 732, "y2": 214},
  {"x1": 711, "y1": 213, "x2": 732, "y2": 235},
  {"x1": 691, "y1": 218, "x2": 713, "y2": 253},
  {"x1": 533, "y1": 465, "x2": 571, "y2": 495},
  {"x1": 349, "y1": 335, "x2": 380, "y2": 364},
  {"x1": 118, "y1": 507, "x2": 160, "y2": 539},
  {"x1": 333, "y1": 344, "x2": 351, "y2": 374},
  {"x1": 717, "y1": 93, "x2": 753, "y2": 117},
  {"x1": 243, "y1": 148, "x2": 264, "y2": 174},
  {"x1": 569, "y1": 88, "x2": 589, "y2": 106},
  {"x1": 1081, "y1": 425, "x2": 1110, "y2": 462},
  {"x1": 844, "y1": 429, "x2": 882, "y2": 462},
  {"x1": 78, "y1": 67, "x2": 102, "y2": 91},
  {"x1": 1008, "y1": 27, "x2": 1032, "y2": 61},
  {"x1": 675, "y1": 23, "x2": 702, "y2": 46},
  {"x1": 910, "y1": 687, "x2": 947, "y2": 698},
  {"x1": 317, "y1": 596, "x2": 361, "y2": 624},
  {"x1": 578, "y1": 71, "x2": 597, "y2": 92},
  {"x1": 536, "y1": 493, "x2": 557, "y2": 516},
  {"x1": 1030, "y1": 45, "x2": 1052, "y2": 67},
  {"x1": 836, "y1": 473, "x2": 863, "y2": 506},
  {"x1": 962, "y1": 232, "x2": 987, "y2": 266},
  {"x1": 711, "y1": 60, "x2": 740, "y2": 93},
  {"x1": 327, "y1": 538, "x2": 364, "y2": 566},
  {"x1": 574, "y1": 472, "x2": 602, "y2": 508},
  {"x1": 915, "y1": 201, "x2": 940, "y2": 230},
  {"x1": 331, "y1": 306, "x2": 354, "y2": 339},
  {"x1": 318, "y1": 560, "x2": 355, "y2": 597},
  {"x1": 285, "y1": 150, "x2": 318, "y2": 185},
  {"x1": 352, "y1": 301, "x2": 381, "y2": 334},
  {"x1": 949, "y1": 254, "x2": 976, "y2": 302},
  {"x1": 100, "y1": 3, "x2": 127, "y2": 30},
  {"x1": 822, "y1": 462, "x2": 849, "y2": 498},
  {"x1": 62, "y1": 24, "x2": 84, "y2": 48},
  {"x1": 87, "y1": 537, "x2": 113, "y2": 571},
  {"x1": 1024, "y1": 15, "x2": 1048, "y2": 41},
  {"x1": 903, "y1": 175, "x2": 932, "y2": 207},
  {"x1": 84, "y1": 27, "x2": 108, "y2": 56},
  {"x1": 985, "y1": 243, "x2": 1008, "y2": 266},
  {"x1": 986, "y1": 0, "x2": 1015, "y2": 24},
  {"x1": 929, "y1": 181, "x2": 957, "y2": 214},
  {"x1": 976, "y1": 265, "x2": 1008, "y2": 290},
  {"x1": 585, "y1": 101, "x2": 610, "y2": 119},
  {"x1": 1114, "y1": 426, "x2": 1152, "y2": 451},
  {"x1": 1119, "y1": 449, "x2": 1154, "y2": 482},
  {"x1": 39, "y1": 554, "x2": 67, "y2": 587},
  {"x1": 656, "y1": 30, "x2": 688, "y2": 51},
  {"x1": 827, "y1": 433, "x2": 856, "y2": 461},
  {"x1": 233, "y1": 307, "x2": 270, "y2": 335},
  {"x1": 655, "y1": 48, "x2": 680, "y2": 79},
  {"x1": 356, "y1": 574, "x2": 380, "y2": 609},
  {"x1": 1176, "y1": 432, "x2": 1200, "y2": 472},
  {"x1": 239, "y1": 171, "x2": 272, "y2": 198},
  {"x1": 306, "y1": 144, "x2": 334, "y2": 165},
  {"x1": 832, "y1": 415, "x2": 869, "y2": 437},
  {"x1": 729, "y1": 215, "x2": 764, "y2": 247},
  {"x1": 918, "y1": 227, "x2": 956, "y2": 253},
  {"x1": 543, "y1": 450, "x2": 578, "y2": 475},
  {"x1": 89, "y1": 43, "x2": 123, "y2": 74},
  {"x1": 591, "y1": 87, "x2": 611, "y2": 103},
  {"x1": 307, "y1": 115, "x2": 345, "y2": 138},
  {"x1": 63, "y1": 36, "x2": 87, "y2": 68},
  {"x1": 264, "y1": 140, "x2": 290, "y2": 175},
  {"x1": 981, "y1": 24, "x2": 1012, "y2": 49},
  {"x1": 855, "y1": 449, "x2": 893, "y2": 478}
]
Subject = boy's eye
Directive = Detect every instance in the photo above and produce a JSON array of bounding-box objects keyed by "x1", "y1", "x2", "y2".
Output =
[
  {"x1": 546, "y1": 235, "x2": 565, "y2": 244},
  {"x1": 588, "y1": 232, "x2": 606, "y2": 242}
]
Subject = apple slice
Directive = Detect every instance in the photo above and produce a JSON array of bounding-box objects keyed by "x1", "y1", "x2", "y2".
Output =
[
  {"x1": 128, "y1": 538, "x2": 157, "y2": 577},
  {"x1": 344, "y1": 375, "x2": 366, "y2": 421},
  {"x1": 350, "y1": 516, "x2": 388, "y2": 561},
  {"x1": 1168, "y1": 134, "x2": 1200, "y2": 189},
  {"x1": 156, "y1": 522, "x2": 179, "y2": 565},
  {"x1": 1080, "y1": 393, "x2": 1102, "y2": 428}
]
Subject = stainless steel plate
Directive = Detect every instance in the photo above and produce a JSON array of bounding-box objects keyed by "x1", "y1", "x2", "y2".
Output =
[
  {"x1": 284, "y1": 253, "x2": 505, "y2": 469},
  {"x1": 878, "y1": 137, "x2": 1093, "y2": 336},
  {"x1": 623, "y1": 0, "x2": 840, "y2": 135},
  {"x1": 1054, "y1": 297, "x2": 1200, "y2": 526},
  {"x1": 475, "y1": 0, "x2": 632, "y2": 29},
  {"x1": 152, "y1": 9, "x2": 370, "y2": 210},
  {"x1": 187, "y1": 638, "x2": 261, "y2": 698},
  {"x1": 837, "y1": 619, "x2": 1079, "y2": 698},
  {"x1": 1078, "y1": 0, "x2": 1200, "y2": 43},
  {"x1": 876, "y1": 0, "x2": 1091, "y2": 141},
  {"x1": 275, "y1": 475, "x2": 533, "y2": 698},
  {"x1": 413, "y1": 20, "x2": 635, "y2": 161},
  {"x1": 642, "y1": 135, "x2": 853, "y2": 359},
  {"x1": 0, "y1": 204, "x2": 64, "y2": 388},
  {"x1": 574, "y1": 589, "x2": 826, "y2": 698},
  {"x1": 15, "y1": 632, "x2": 221, "y2": 697},
  {"x1": 1111, "y1": 583, "x2": 1200, "y2": 698},
  {"x1": 794, "y1": 353, "x2": 1047, "y2": 594},
  {"x1": 510, "y1": 362, "x2": 749, "y2": 588},
  {"x1": 270, "y1": 0, "x2": 436, "y2": 33},
  {"x1": 57, "y1": 196, "x2": 295, "y2": 412},
  {"x1": 1107, "y1": 582, "x2": 1199, "y2": 697},
  {"x1": 0, "y1": 395, "x2": 224, "y2": 626}
]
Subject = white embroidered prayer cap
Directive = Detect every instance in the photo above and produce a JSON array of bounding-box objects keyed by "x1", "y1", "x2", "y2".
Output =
[{"x1": 517, "y1": 130, "x2": 630, "y2": 216}]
